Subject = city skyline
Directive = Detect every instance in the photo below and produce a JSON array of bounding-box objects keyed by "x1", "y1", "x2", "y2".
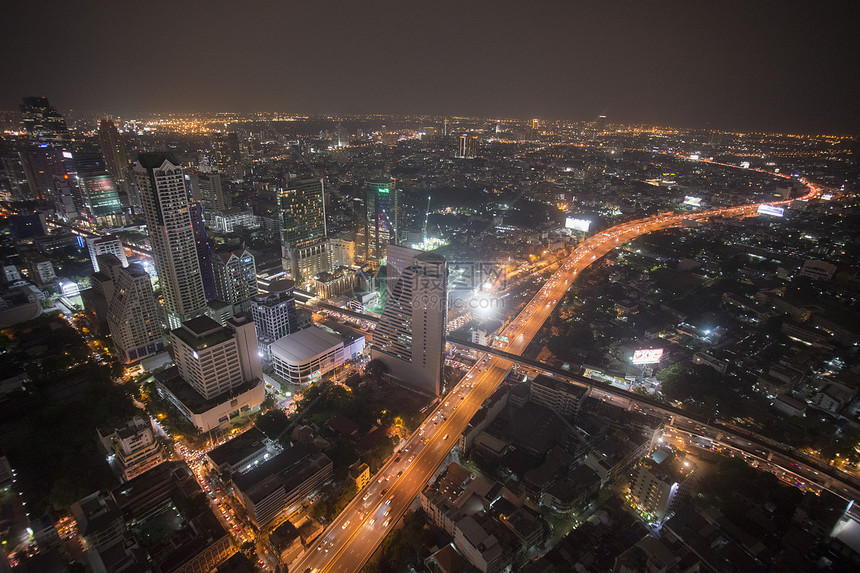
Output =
[{"x1": 0, "y1": 2, "x2": 858, "y2": 133}]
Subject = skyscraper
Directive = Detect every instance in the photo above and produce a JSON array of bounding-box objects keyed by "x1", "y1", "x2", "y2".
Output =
[
  {"x1": 133, "y1": 153, "x2": 207, "y2": 329},
  {"x1": 250, "y1": 278, "x2": 299, "y2": 363},
  {"x1": 106, "y1": 259, "x2": 165, "y2": 364},
  {"x1": 212, "y1": 132, "x2": 241, "y2": 178},
  {"x1": 98, "y1": 119, "x2": 130, "y2": 191},
  {"x1": 64, "y1": 151, "x2": 123, "y2": 227},
  {"x1": 189, "y1": 202, "x2": 216, "y2": 302},
  {"x1": 457, "y1": 135, "x2": 478, "y2": 159},
  {"x1": 278, "y1": 177, "x2": 329, "y2": 281},
  {"x1": 212, "y1": 249, "x2": 258, "y2": 312},
  {"x1": 362, "y1": 178, "x2": 398, "y2": 263},
  {"x1": 20, "y1": 97, "x2": 68, "y2": 144},
  {"x1": 371, "y1": 252, "x2": 447, "y2": 395}
]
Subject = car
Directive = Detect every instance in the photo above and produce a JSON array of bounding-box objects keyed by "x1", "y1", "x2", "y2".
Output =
[
  {"x1": 362, "y1": 493, "x2": 370, "y2": 501},
  {"x1": 443, "y1": 434, "x2": 449, "y2": 440},
  {"x1": 369, "y1": 518, "x2": 375, "y2": 525},
  {"x1": 408, "y1": 456, "x2": 414, "y2": 462},
  {"x1": 342, "y1": 520, "x2": 350, "y2": 529},
  {"x1": 397, "y1": 470, "x2": 403, "y2": 477},
  {"x1": 384, "y1": 507, "x2": 391, "y2": 516},
  {"x1": 383, "y1": 518, "x2": 390, "y2": 527},
  {"x1": 380, "y1": 488, "x2": 388, "y2": 496}
]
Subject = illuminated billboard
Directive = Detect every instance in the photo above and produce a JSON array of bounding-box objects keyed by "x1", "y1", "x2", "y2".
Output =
[
  {"x1": 565, "y1": 217, "x2": 591, "y2": 232},
  {"x1": 683, "y1": 196, "x2": 702, "y2": 206},
  {"x1": 757, "y1": 204, "x2": 785, "y2": 217},
  {"x1": 632, "y1": 348, "x2": 664, "y2": 364}
]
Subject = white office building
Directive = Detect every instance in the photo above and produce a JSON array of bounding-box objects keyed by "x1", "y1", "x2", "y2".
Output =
[
  {"x1": 171, "y1": 315, "x2": 263, "y2": 400},
  {"x1": 251, "y1": 278, "x2": 300, "y2": 363}
]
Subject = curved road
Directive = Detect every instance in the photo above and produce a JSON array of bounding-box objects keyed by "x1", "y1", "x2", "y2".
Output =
[{"x1": 293, "y1": 183, "x2": 822, "y2": 573}]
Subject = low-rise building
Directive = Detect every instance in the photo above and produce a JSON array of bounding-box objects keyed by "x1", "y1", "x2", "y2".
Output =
[
  {"x1": 270, "y1": 325, "x2": 364, "y2": 385},
  {"x1": 97, "y1": 416, "x2": 166, "y2": 482},
  {"x1": 529, "y1": 375, "x2": 588, "y2": 419},
  {"x1": 206, "y1": 427, "x2": 279, "y2": 476},
  {"x1": 349, "y1": 462, "x2": 370, "y2": 491},
  {"x1": 69, "y1": 491, "x2": 125, "y2": 551},
  {"x1": 233, "y1": 445, "x2": 333, "y2": 528}
]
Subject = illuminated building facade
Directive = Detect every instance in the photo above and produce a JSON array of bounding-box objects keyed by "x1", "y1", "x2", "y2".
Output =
[
  {"x1": 134, "y1": 153, "x2": 208, "y2": 329},
  {"x1": 457, "y1": 135, "x2": 478, "y2": 159},
  {"x1": 278, "y1": 177, "x2": 330, "y2": 281},
  {"x1": 98, "y1": 119, "x2": 130, "y2": 190},
  {"x1": 212, "y1": 249, "x2": 258, "y2": 312},
  {"x1": 361, "y1": 178, "x2": 398, "y2": 263}
]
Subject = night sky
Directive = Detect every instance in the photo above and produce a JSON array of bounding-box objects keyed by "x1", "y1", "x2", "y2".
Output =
[{"x1": 1, "y1": 1, "x2": 858, "y2": 132}]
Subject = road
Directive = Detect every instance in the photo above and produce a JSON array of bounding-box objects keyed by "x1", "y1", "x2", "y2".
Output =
[{"x1": 293, "y1": 187, "x2": 821, "y2": 573}]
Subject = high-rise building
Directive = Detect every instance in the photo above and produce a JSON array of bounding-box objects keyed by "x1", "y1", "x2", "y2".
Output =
[
  {"x1": 64, "y1": 151, "x2": 123, "y2": 227},
  {"x1": 212, "y1": 132, "x2": 241, "y2": 178},
  {"x1": 186, "y1": 172, "x2": 229, "y2": 211},
  {"x1": 278, "y1": 177, "x2": 329, "y2": 281},
  {"x1": 20, "y1": 97, "x2": 68, "y2": 144},
  {"x1": 189, "y1": 202, "x2": 216, "y2": 302},
  {"x1": 457, "y1": 135, "x2": 478, "y2": 159},
  {"x1": 362, "y1": 178, "x2": 398, "y2": 263},
  {"x1": 133, "y1": 153, "x2": 208, "y2": 329},
  {"x1": 385, "y1": 244, "x2": 421, "y2": 301},
  {"x1": 87, "y1": 235, "x2": 128, "y2": 273},
  {"x1": 212, "y1": 249, "x2": 257, "y2": 312},
  {"x1": 250, "y1": 278, "x2": 299, "y2": 363},
  {"x1": 98, "y1": 119, "x2": 130, "y2": 190},
  {"x1": 107, "y1": 269, "x2": 165, "y2": 363},
  {"x1": 171, "y1": 315, "x2": 262, "y2": 400},
  {"x1": 371, "y1": 252, "x2": 447, "y2": 395}
]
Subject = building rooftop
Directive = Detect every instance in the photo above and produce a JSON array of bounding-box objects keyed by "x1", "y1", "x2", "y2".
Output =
[
  {"x1": 270, "y1": 325, "x2": 344, "y2": 364},
  {"x1": 137, "y1": 152, "x2": 178, "y2": 170},
  {"x1": 206, "y1": 427, "x2": 269, "y2": 469},
  {"x1": 157, "y1": 367, "x2": 260, "y2": 414},
  {"x1": 172, "y1": 316, "x2": 231, "y2": 350}
]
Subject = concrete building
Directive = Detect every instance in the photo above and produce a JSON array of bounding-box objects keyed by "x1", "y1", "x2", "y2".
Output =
[
  {"x1": 270, "y1": 325, "x2": 365, "y2": 385},
  {"x1": 371, "y1": 252, "x2": 447, "y2": 395},
  {"x1": 206, "y1": 427, "x2": 280, "y2": 476},
  {"x1": 528, "y1": 375, "x2": 588, "y2": 419},
  {"x1": 211, "y1": 208, "x2": 258, "y2": 233},
  {"x1": 97, "y1": 416, "x2": 166, "y2": 482},
  {"x1": 360, "y1": 178, "x2": 398, "y2": 263},
  {"x1": 97, "y1": 119, "x2": 130, "y2": 192},
  {"x1": 171, "y1": 315, "x2": 263, "y2": 400},
  {"x1": 250, "y1": 278, "x2": 300, "y2": 363},
  {"x1": 800, "y1": 259, "x2": 837, "y2": 281},
  {"x1": 329, "y1": 236, "x2": 355, "y2": 268},
  {"x1": 134, "y1": 153, "x2": 207, "y2": 329},
  {"x1": 69, "y1": 491, "x2": 125, "y2": 551},
  {"x1": 278, "y1": 177, "x2": 329, "y2": 281},
  {"x1": 233, "y1": 445, "x2": 333, "y2": 528},
  {"x1": 86, "y1": 235, "x2": 127, "y2": 273},
  {"x1": 106, "y1": 260, "x2": 165, "y2": 363},
  {"x1": 212, "y1": 249, "x2": 258, "y2": 312},
  {"x1": 630, "y1": 448, "x2": 693, "y2": 523}
]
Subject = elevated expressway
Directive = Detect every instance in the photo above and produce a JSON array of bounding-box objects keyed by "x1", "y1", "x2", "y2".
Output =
[{"x1": 293, "y1": 190, "x2": 824, "y2": 573}]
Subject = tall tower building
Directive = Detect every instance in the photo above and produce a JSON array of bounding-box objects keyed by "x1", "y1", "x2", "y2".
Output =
[
  {"x1": 457, "y1": 135, "x2": 478, "y2": 159},
  {"x1": 20, "y1": 97, "x2": 68, "y2": 144},
  {"x1": 362, "y1": 178, "x2": 398, "y2": 263},
  {"x1": 189, "y1": 202, "x2": 216, "y2": 302},
  {"x1": 250, "y1": 278, "x2": 299, "y2": 362},
  {"x1": 133, "y1": 153, "x2": 207, "y2": 329},
  {"x1": 278, "y1": 177, "x2": 329, "y2": 281},
  {"x1": 371, "y1": 252, "x2": 447, "y2": 395},
  {"x1": 106, "y1": 260, "x2": 165, "y2": 363},
  {"x1": 98, "y1": 119, "x2": 130, "y2": 190},
  {"x1": 212, "y1": 132, "x2": 241, "y2": 178},
  {"x1": 212, "y1": 249, "x2": 258, "y2": 312},
  {"x1": 63, "y1": 151, "x2": 123, "y2": 227}
]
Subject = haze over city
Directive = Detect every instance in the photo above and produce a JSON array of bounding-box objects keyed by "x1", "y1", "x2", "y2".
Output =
[
  {"x1": 1, "y1": 1, "x2": 859, "y2": 131},
  {"x1": 0, "y1": 2, "x2": 859, "y2": 573}
]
